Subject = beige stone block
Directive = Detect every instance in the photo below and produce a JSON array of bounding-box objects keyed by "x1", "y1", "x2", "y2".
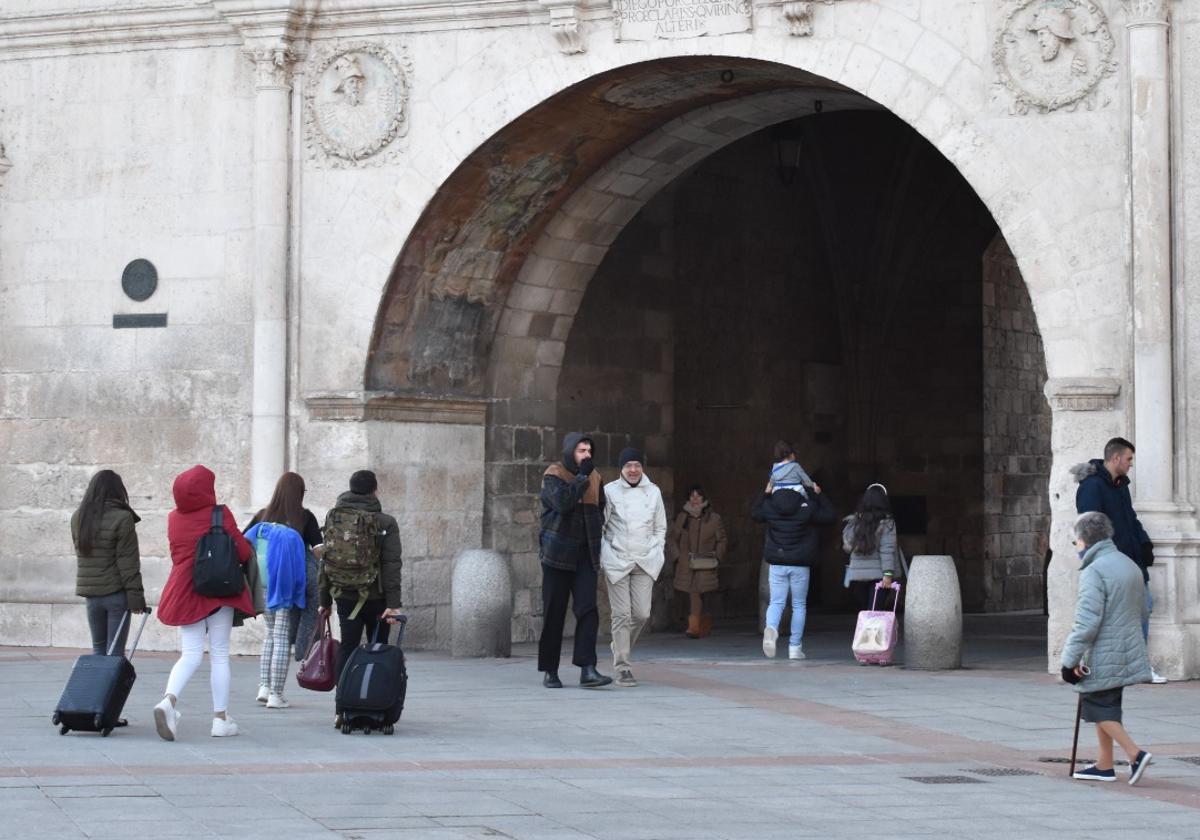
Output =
[{"x1": 0, "y1": 602, "x2": 52, "y2": 646}]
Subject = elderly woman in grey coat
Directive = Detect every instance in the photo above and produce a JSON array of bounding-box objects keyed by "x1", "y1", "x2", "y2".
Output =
[{"x1": 1061, "y1": 511, "x2": 1153, "y2": 785}]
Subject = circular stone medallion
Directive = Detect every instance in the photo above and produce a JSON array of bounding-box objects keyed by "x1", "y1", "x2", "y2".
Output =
[
  {"x1": 121, "y1": 259, "x2": 158, "y2": 302},
  {"x1": 307, "y1": 43, "x2": 408, "y2": 163},
  {"x1": 993, "y1": 0, "x2": 1115, "y2": 113}
]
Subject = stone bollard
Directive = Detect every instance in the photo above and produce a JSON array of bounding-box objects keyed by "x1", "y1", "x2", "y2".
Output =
[
  {"x1": 904, "y1": 555, "x2": 962, "y2": 670},
  {"x1": 450, "y1": 549, "x2": 512, "y2": 658}
]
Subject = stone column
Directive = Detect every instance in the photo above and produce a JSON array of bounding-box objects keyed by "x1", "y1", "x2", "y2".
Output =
[
  {"x1": 1127, "y1": 0, "x2": 1174, "y2": 507},
  {"x1": 249, "y1": 45, "x2": 294, "y2": 507}
]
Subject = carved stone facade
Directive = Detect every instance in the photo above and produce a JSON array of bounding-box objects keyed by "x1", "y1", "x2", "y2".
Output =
[{"x1": 1, "y1": 0, "x2": 1200, "y2": 678}]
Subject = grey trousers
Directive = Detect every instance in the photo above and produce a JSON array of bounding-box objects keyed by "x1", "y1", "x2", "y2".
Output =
[
  {"x1": 85, "y1": 591, "x2": 129, "y2": 655},
  {"x1": 608, "y1": 567, "x2": 655, "y2": 671}
]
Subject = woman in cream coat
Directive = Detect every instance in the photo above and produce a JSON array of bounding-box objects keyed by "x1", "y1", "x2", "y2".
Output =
[{"x1": 601, "y1": 447, "x2": 667, "y2": 688}]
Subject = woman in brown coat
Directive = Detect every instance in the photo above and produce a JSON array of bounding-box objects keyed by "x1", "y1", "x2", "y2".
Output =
[{"x1": 670, "y1": 485, "x2": 727, "y2": 638}]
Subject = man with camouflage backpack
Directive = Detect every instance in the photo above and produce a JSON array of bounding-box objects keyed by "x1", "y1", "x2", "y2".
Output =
[{"x1": 318, "y1": 470, "x2": 403, "y2": 681}]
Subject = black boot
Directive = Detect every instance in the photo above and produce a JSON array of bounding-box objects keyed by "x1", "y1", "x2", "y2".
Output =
[
  {"x1": 543, "y1": 671, "x2": 563, "y2": 689},
  {"x1": 579, "y1": 665, "x2": 613, "y2": 688}
]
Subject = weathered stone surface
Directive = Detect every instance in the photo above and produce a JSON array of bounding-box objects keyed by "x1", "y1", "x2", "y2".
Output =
[
  {"x1": 451, "y1": 549, "x2": 513, "y2": 657},
  {"x1": 905, "y1": 555, "x2": 963, "y2": 671}
]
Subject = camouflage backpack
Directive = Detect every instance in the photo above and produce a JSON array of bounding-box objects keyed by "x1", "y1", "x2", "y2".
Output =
[{"x1": 322, "y1": 507, "x2": 383, "y2": 619}]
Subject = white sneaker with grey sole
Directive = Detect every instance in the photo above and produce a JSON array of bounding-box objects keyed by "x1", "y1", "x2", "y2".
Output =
[
  {"x1": 763, "y1": 626, "x2": 778, "y2": 658},
  {"x1": 153, "y1": 697, "x2": 179, "y2": 742}
]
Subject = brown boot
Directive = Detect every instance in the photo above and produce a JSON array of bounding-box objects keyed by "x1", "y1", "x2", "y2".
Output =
[
  {"x1": 685, "y1": 615, "x2": 701, "y2": 638},
  {"x1": 698, "y1": 614, "x2": 713, "y2": 638}
]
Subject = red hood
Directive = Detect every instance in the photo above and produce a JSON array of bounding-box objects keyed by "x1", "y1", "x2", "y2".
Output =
[{"x1": 173, "y1": 465, "x2": 217, "y2": 513}]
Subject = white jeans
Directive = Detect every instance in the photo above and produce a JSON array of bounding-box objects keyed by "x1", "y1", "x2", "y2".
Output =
[{"x1": 165, "y1": 606, "x2": 234, "y2": 713}]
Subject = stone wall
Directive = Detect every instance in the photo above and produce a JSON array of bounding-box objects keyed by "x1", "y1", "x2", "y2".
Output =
[
  {"x1": 982, "y1": 235, "x2": 1051, "y2": 612},
  {"x1": 0, "y1": 46, "x2": 256, "y2": 648}
]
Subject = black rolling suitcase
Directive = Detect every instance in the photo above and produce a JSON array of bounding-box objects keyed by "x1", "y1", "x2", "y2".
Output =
[
  {"x1": 53, "y1": 609, "x2": 150, "y2": 737},
  {"x1": 335, "y1": 615, "x2": 407, "y2": 735}
]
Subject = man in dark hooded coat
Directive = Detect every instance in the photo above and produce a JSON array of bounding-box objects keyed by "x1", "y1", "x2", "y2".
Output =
[{"x1": 537, "y1": 432, "x2": 613, "y2": 689}]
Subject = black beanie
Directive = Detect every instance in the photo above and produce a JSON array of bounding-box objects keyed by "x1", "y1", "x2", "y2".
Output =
[
  {"x1": 618, "y1": 447, "x2": 643, "y2": 469},
  {"x1": 349, "y1": 470, "x2": 378, "y2": 495}
]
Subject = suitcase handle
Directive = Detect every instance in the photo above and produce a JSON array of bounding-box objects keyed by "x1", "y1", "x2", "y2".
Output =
[
  {"x1": 106, "y1": 609, "x2": 153, "y2": 659},
  {"x1": 371, "y1": 613, "x2": 407, "y2": 647},
  {"x1": 870, "y1": 582, "x2": 900, "y2": 612}
]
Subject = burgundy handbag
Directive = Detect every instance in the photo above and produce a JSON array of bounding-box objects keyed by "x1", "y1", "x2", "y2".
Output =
[{"x1": 296, "y1": 615, "x2": 338, "y2": 692}]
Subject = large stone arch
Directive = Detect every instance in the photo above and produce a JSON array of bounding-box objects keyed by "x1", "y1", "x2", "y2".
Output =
[{"x1": 359, "y1": 38, "x2": 1127, "y2": 644}]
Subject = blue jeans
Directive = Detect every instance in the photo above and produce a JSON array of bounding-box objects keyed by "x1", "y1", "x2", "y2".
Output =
[
  {"x1": 1143, "y1": 581, "x2": 1153, "y2": 642},
  {"x1": 766, "y1": 565, "x2": 810, "y2": 647}
]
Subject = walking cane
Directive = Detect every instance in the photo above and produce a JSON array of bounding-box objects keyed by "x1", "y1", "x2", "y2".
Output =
[{"x1": 1069, "y1": 693, "x2": 1082, "y2": 778}]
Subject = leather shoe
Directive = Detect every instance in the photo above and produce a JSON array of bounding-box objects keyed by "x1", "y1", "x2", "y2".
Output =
[
  {"x1": 579, "y1": 665, "x2": 613, "y2": 688},
  {"x1": 543, "y1": 671, "x2": 563, "y2": 688}
]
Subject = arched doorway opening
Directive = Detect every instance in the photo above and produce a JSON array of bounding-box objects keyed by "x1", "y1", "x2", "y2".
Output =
[{"x1": 365, "y1": 57, "x2": 1051, "y2": 641}]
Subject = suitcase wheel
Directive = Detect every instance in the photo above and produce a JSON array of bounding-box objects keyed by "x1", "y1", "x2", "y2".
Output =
[
  {"x1": 52, "y1": 711, "x2": 61, "y2": 726},
  {"x1": 383, "y1": 724, "x2": 394, "y2": 735},
  {"x1": 340, "y1": 723, "x2": 353, "y2": 735},
  {"x1": 362, "y1": 726, "x2": 371, "y2": 735},
  {"x1": 93, "y1": 714, "x2": 104, "y2": 730},
  {"x1": 101, "y1": 728, "x2": 112, "y2": 737},
  {"x1": 59, "y1": 725, "x2": 69, "y2": 735}
]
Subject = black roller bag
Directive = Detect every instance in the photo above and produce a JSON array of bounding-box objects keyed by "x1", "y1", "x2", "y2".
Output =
[
  {"x1": 335, "y1": 614, "x2": 407, "y2": 735},
  {"x1": 53, "y1": 609, "x2": 151, "y2": 737}
]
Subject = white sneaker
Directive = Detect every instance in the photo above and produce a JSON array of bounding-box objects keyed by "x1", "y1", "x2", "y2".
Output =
[
  {"x1": 266, "y1": 693, "x2": 290, "y2": 709},
  {"x1": 256, "y1": 684, "x2": 269, "y2": 703},
  {"x1": 153, "y1": 697, "x2": 179, "y2": 742},
  {"x1": 762, "y1": 626, "x2": 778, "y2": 658},
  {"x1": 211, "y1": 715, "x2": 239, "y2": 737},
  {"x1": 789, "y1": 645, "x2": 806, "y2": 661},
  {"x1": 1150, "y1": 669, "x2": 1168, "y2": 684}
]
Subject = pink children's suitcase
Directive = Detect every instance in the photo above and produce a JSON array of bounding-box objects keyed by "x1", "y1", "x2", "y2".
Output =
[{"x1": 852, "y1": 583, "x2": 901, "y2": 665}]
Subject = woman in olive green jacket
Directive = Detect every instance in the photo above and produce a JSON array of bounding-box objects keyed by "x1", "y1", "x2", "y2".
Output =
[{"x1": 71, "y1": 470, "x2": 146, "y2": 658}]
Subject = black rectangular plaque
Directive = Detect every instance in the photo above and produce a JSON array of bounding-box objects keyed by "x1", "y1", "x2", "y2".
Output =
[{"x1": 113, "y1": 313, "x2": 168, "y2": 329}]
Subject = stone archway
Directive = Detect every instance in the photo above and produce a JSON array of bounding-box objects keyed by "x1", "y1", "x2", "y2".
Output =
[{"x1": 363, "y1": 55, "x2": 1070, "y2": 646}]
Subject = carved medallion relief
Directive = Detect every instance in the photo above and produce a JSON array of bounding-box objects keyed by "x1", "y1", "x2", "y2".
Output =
[
  {"x1": 993, "y1": 0, "x2": 1117, "y2": 114},
  {"x1": 303, "y1": 42, "x2": 411, "y2": 167}
]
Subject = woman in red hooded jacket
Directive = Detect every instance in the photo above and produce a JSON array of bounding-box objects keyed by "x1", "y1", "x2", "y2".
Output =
[{"x1": 153, "y1": 465, "x2": 254, "y2": 741}]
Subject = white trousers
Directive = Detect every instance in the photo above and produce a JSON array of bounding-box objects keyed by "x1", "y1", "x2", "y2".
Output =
[{"x1": 164, "y1": 606, "x2": 234, "y2": 713}]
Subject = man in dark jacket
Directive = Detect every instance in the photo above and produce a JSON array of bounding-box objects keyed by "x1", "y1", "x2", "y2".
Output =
[
  {"x1": 1073, "y1": 437, "x2": 1165, "y2": 683},
  {"x1": 752, "y1": 480, "x2": 835, "y2": 660},
  {"x1": 538, "y1": 432, "x2": 612, "y2": 689},
  {"x1": 318, "y1": 470, "x2": 403, "y2": 681}
]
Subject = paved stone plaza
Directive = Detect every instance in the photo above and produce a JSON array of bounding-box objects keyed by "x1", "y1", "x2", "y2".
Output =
[{"x1": 3, "y1": 616, "x2": 1198, "y2": 840}]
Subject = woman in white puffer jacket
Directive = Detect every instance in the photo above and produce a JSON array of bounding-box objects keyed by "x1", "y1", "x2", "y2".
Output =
[{"x1": 601, "y1": 447, "x2": 667, "y2": 688}]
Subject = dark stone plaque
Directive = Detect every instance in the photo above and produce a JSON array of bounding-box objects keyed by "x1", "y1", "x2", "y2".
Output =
[
  {"x1": 121, "y1": 259, "x2": 158, "y2": 302},
  {"x1": 113, "y1": 313, "x2": 167, "y2": 329}
]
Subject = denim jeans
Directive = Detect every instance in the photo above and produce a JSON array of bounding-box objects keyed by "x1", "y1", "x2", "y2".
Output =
[{"x1": 766, "y1": 565, "x2": 811, "y2": 647}]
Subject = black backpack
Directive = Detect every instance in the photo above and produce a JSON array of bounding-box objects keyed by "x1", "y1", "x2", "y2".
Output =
[{"x1": 192, "y1": 506, "x2": 245, "y2": 598}]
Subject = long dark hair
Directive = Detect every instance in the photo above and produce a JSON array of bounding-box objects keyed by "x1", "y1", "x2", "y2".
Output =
[
  {"x1": 849, "y1": 484, "x2": 892, "y2": 554},
  {"x1": 76, "y1": 470, "x2": 130, "y2": 553},
  {"x1": 262, "y1": 472, "x2": 307, "y2": 531}
]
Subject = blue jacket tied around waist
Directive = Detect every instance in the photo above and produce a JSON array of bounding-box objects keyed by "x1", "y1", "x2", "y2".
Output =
[{"x1": 244, "y1": 521, "x2": 307, "y2": 611}]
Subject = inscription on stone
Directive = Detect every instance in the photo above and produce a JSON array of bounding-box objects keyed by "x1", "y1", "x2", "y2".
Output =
[{"x1": 612, "y1": 0, "x2": 752, "y2": 41}]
